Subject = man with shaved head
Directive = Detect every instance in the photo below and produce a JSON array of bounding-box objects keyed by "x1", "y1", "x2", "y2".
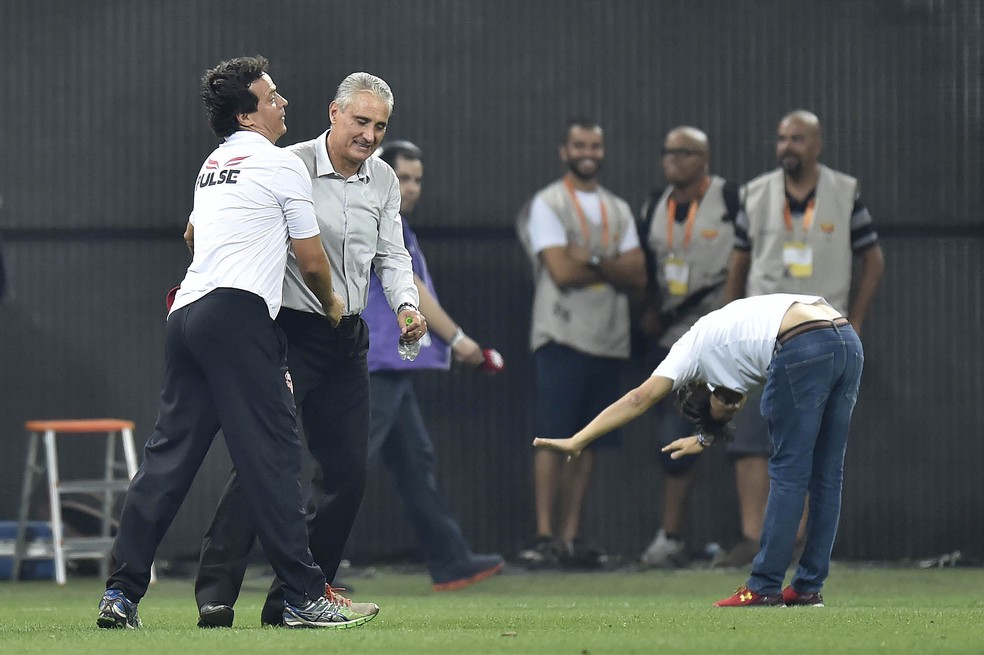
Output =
[
  {"x1": 715, "y1": 110, "x2": 885, "y2": 569},
  {"x1": 635, "y1": 126, "x2": 738, "y2": 567}
]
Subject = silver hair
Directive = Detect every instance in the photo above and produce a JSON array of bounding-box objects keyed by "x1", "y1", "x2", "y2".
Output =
[{"x1": 334, "y1": 72, "x2": 394, "y2": 114}]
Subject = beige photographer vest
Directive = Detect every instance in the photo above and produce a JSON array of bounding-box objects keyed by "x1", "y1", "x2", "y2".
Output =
[
  {"x1": 741, "y1": 165, "x2": 857, "y2": 314},
  {"x1": 518, "y1": 179, "x2": 635, "y2": 359}
]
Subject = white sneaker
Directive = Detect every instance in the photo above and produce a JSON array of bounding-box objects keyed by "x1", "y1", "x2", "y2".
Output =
[{"x1": 640, "y1": 529, "x2": 684, "y2": 567}]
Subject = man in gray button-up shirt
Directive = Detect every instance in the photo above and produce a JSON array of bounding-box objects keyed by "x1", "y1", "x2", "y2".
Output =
[{"x1": 194, "y1": 72, "x2": 427, "y2": 629}]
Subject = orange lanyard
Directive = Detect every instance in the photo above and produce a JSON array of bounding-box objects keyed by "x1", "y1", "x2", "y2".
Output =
[
  {"x1": 564, "y1": 175, "x2": 609, "y2": 248},
  {"x1": 783, "y1": 197, "x2": 816, "y2": 235},
  {"x1": 666, "y1": 176, "x2": 711, "y2": 252}
]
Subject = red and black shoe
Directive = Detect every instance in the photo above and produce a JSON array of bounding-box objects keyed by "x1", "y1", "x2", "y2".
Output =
[
  {"x1": 782, "y1": 585, "x2": 824, "y2": 607},
  {"x1": 713, "y1": 585, "x2": 786, "y2": 607}
]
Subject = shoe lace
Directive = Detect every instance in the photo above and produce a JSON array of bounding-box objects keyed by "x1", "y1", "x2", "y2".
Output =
[{"x1": 325, "y1": 584, "x2": 353, "y2": 608}]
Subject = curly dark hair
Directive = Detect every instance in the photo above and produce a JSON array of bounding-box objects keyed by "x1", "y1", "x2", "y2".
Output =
[
  {"x1": 201, "y1": 55, "x2": 270, "y2": 138},
  {"x1": 676, "y1": 382, "x2": 739, "y2": 442}
]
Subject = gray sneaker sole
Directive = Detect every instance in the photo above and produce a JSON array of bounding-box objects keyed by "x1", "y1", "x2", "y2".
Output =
[{"x1": 283, "y1": 609, "x2": 378, "y2": 629}]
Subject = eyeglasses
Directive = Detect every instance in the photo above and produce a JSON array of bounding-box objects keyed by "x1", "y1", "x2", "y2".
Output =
[{"x1": 661, "y1": 147, "x2": 702, "y2": 158}]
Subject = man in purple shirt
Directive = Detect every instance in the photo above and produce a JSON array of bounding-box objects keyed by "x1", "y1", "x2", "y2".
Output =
[{"x1": 361, "y1": 140, "x2": 504, "y2": 590}]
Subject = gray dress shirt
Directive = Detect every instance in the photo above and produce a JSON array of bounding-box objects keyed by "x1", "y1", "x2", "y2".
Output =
[{"x1": 281, "y1": 130, "x2": 418, "y2": 316}]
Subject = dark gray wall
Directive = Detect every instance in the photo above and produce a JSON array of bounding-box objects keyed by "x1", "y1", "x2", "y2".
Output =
[{"x1": 1, "y1": 0, "x2": 981, "y2": 565}]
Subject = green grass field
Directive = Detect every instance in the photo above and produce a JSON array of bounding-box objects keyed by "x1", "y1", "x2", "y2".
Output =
[{"x1": 1, "y1": 565, "x2": 982, "y2": 654}]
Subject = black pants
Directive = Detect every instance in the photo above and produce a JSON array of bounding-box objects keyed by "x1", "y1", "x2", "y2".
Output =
[
  {"x1": 195, "y1": 308, "x2": 370, "y2": 621},
  {"x1": 107, "y1": 289, "x2": 325, "y2": 607}
]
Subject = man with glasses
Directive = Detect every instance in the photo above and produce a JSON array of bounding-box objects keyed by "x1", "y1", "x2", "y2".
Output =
[{"x1": 635, "y1": 126, "x2": 738, "y2": 568}]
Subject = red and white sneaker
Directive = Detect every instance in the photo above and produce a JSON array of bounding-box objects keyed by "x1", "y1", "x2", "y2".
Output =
[
  {"x1": 713, "y1": 585, "x2": 786, "y2": 607},
  {"x1": 782, "y1": 585, "x2": 824, "y2": 607}
]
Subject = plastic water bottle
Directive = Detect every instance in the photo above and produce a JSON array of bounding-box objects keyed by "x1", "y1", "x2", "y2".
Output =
[{"x1": 398, "y1": 339, "x2": 420, "y2": 361}]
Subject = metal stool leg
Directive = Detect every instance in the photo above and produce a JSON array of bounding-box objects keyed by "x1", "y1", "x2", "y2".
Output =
[
  {"x1": 43, "y1": 429, "x2": 67, "y2": 585},
  {"x1": 12, "y1": 431, "x2": 40, "y2": 582}
]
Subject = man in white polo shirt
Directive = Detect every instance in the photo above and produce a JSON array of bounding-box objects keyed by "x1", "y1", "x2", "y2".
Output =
[
  {"x1": 98, "y1": 56, "x2": 354, "y2": 630},
  {"x1": 534, "y1": 293, "x2": 864, "y2": 608},
  {"x1": 194, "y1": 72, "x2": 426, "y2": 628}
]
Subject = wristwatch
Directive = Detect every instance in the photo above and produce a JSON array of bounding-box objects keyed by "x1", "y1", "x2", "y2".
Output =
[
  {"x1": 397, "y1": 302, "x2": 417, "y2": 314},
  {"x1": 587, "y1": 254, "x2": 602, "y2": 268}
]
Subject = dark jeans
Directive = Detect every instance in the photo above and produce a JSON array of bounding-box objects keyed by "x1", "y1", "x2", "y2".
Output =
[
  {"x1": 747, "y1": 322, "x2": 864, "y2": 594},
  {"x1": 109, "y1": 290, "x2": 325, "y2": 607},
  {"x1": 368, "y1": 371, "x2": 473, "y2": 580},
  {"x1": 194, "y1": 308, "x2": 370, "y2": 617}
]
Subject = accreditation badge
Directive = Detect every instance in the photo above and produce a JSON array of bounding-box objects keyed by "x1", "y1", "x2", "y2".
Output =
[
  {"x1": 664, "y1": 256, "x2": 690, "y2": 296},
  {"x1": 783, "y1": 241, "x2": 814, "y2": 278}
]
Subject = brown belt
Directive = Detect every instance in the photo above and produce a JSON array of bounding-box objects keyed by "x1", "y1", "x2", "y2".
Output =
[{"x1": 777, "y1": 317, "x2": 850, "y2": 345}]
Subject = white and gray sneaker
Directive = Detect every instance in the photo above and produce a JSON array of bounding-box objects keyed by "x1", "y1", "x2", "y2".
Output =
[
  {"x1": 640, "y1": 529, "x2": 685, "y2": 567},
  {"x1": 283, "y1": 595, "x2": 378, "y2": 629}
]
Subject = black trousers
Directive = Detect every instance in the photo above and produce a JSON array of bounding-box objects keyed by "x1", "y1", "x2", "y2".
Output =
[
  {"x1": 194, "y1": 308, "x2": 370, "y2": 620},
  {"x1": 107, "y1": 289, "x2": 325, "y2": 607}
]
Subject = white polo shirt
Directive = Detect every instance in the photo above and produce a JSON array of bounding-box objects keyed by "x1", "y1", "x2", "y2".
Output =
[
  {"x1": 654, "y1": 293, "x2": 824, "y2": 393},
  {"x1": 171, "y1": 131, "x2": 321, "y2": 319}
]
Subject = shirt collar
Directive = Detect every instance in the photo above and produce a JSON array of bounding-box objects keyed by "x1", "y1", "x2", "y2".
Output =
[
  {"x1": 314, "y1": 129, "x2": 371, "y2": 181},
  {"x1": 224, "y1": 130, "x2": 272, "y2": 146}
]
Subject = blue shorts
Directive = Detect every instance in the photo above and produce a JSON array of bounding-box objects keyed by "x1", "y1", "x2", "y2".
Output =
[
  {"x1": 534, "y1": 342, "x2": 624, "y2": 450},
  {"x1": 727, "y1": 386, "x2": 773, "y2": 457}
]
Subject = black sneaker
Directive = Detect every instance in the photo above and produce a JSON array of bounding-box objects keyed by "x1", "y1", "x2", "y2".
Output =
[
  {"x1": 559, "y1": 539, "x2": 608, "y2": 570},
  {"x1": 198, "y1": 603, "x2": 234, "y2": 628},
  {"x1": 283, "y1": 596, "x2": 376, "y2": 629},
  {"x1": 97, "y1": 589, "x2": 141, "y2": 629},
  {"x1": 516, "y1": 536, "x2": 560, "y2": 569}
]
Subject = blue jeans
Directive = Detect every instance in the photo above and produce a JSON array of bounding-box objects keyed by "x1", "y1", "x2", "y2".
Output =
[
  {"x1": 747, "y1": 323, "x2": 864, "y2": 595},
  {"x1": 368, "y1": 371, "x2": 473, "y2": 580}
]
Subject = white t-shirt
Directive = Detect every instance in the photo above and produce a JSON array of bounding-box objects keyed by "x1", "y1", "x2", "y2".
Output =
[
  {"x1": 653, "y1": 293, "x2": 825, "y2": 393},
  {"x1": 527, "y1": 191, "x2": 640, "y2": 255},
  {"x1": 171, "y1": 131, "x2": 320, "y2": 319}
]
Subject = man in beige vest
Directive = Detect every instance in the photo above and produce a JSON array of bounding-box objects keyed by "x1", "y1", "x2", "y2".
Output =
[
  {"x1": 517, "y1": 118, "x2": 646, "y2": 568},
  {"x1": 717, "y1": 110, "x2": 884, "y2": 567},
  {"x1": 636, "y1": 126, "x2": 737, "y2": 567}
]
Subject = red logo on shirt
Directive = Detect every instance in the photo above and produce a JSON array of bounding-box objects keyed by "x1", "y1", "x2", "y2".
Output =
[
  {"x1": 205, "y1": 159, "x2": 219, "y2": 170},
  {"x1": 225, "y1": 155, "x2": 251, "y2": 167},
  {"x1": 820, "y1": 223, "x2": 835, "y2": 234},
  {"x1": 701, "y1": 229, "x2": 719, "y2": 240}
]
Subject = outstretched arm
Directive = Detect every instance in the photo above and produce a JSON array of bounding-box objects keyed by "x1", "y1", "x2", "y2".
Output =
[{"x1": 533, "y1": 375, "x2": 674, "y2": 457}]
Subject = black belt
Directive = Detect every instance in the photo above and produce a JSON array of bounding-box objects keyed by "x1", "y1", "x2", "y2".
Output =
[
  {"x1": 338, "y1": 313, "x2": 361, "y2": 325},
  {"x1": 777, "y1": 317, "x2": 850, "y2": 345}
]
